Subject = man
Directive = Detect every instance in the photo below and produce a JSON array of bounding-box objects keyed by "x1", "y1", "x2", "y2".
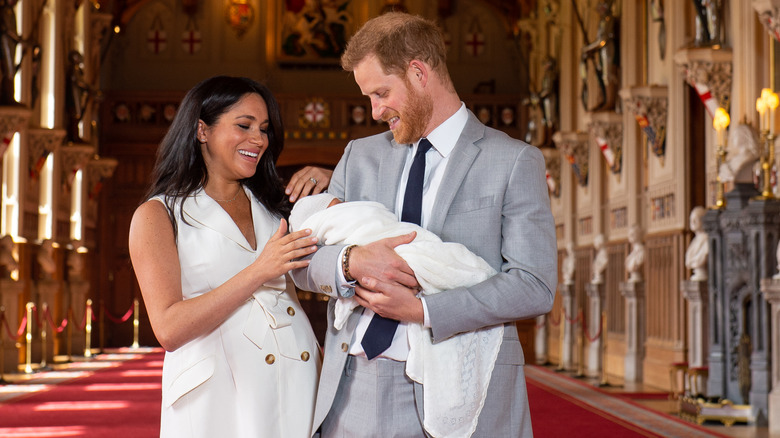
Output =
[{"x1": 291, "y1": 12, "x2": 557, "y2": 437}]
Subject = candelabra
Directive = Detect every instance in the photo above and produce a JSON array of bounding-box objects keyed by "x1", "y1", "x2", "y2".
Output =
[
  {"x1": 712, "y1": 108, "x2": 729, "y2": 209},
  {"x1": 757, "y1": 88, "x2": 779, "y2": 200}
]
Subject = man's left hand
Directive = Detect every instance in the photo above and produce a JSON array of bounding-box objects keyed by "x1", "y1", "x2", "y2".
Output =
[{"x1": 353, "y1": 276, "x2": 424, "y2": 323}]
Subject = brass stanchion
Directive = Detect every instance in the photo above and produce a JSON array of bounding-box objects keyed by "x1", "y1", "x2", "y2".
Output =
[
  {"x1": 40, "y1": 303, "x2": 48, "y2": 370},
  {"x1": 132, "y1": 299, "x2": 140, "y2": 349},
  {"x1": 84, "y1": 299, "x2": 93, "y2": 358},
  {"x1": 24, "y1": 302, "x2": 34, "y2": 373}
]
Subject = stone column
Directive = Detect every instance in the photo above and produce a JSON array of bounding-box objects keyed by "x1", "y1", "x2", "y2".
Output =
[
  {"x1": 620, "y1": 280, "x2": 646, "y2": 382},
  {"x1": 558, "y1": 283, "x2": 576, "y2": 370},
  {"x1": 534, "y1": 314, "x2": 549, "y2": 365},
  {"x1": 0, "y1": 279, "x2": 23, "y2": 374},
  {"x1": 35, "y1": 280, "x2": 61, "y2": 366},
  {"x1": 760, "y1": 278, "x2": 780, "y2": 436},
  {"x1": 681, "y1": 280, "x2": 709, "y2": 368},
  {"x1": 585, "y1": 282, "x2": 604, "y2": 377}
]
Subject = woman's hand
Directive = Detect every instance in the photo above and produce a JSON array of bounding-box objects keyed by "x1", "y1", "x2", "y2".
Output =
[
  {"x1": 285, "y1": 166, "x2": 333, "y2": 202},
  {"x1": 253, "y1": 219, "x2": 318, "y2": 280}
]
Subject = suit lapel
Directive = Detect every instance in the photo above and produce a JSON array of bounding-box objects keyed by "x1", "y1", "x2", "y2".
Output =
[
  {"x1": 428, "y1": 112, "x2": 485, "y2": 236},
  {"x1": 182, "y1": 187, "x2": 258, "y2": 252},
  {"x1": 376, "y1": 139, "x2": 408, "y2": 212}
]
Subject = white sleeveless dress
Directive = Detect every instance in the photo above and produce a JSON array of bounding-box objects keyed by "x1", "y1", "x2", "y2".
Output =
[{"x1": 153, "y1": 187, "x2": 320, "y2": 438}]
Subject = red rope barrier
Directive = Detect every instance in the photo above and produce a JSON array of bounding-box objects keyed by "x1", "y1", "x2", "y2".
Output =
[
  {"x1": 70, "y1": 306, "x2": 89, "y2": 331},
  {"x1": 548, "y1": 309, "x2": 562, "y2": 327},
  {"x1": 100, "y1": 301, "x2": 134, "y2": 324},
  {"x1": 583, "y1": 311, "x2": 603, "y2": 343},
  {"x1": 0, "y1": 311, "x2": 27, "y2": 340},
  {"x1": 43, "y1": 306, "x2": 68, "y2": 334}
]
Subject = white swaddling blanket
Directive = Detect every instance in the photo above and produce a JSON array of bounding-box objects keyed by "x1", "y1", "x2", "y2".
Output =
[{"x1": 290, "y1": 195, "x2": 503, "y2": 438}]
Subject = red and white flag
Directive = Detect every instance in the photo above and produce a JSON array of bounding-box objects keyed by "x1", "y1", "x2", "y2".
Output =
[
  {"x1": 596, "y1": 136, "x2": 615, "y2": 168},
  {"x1": 545, "y1": 169, "x2": 557, "y2": 194},
  {"x1": 692, "y1": 81, "x2": 719, "y2": 118}
]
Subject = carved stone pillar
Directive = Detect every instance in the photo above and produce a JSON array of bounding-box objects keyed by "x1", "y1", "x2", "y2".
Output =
[
  {"x1": 681, "y1": 280, "x2": 709, "y2": 369},
  {"x1": 66, "y1": 248, "x2": 89, "y2": 356},
  {"x1": 57, "y1": 143, "x2": 94, "y2": 241},
  {"x1": 619, "y1": 86, "x2": 668, "y2": 164},
  {"x1": 25, "y1": 129, "x2": 67, "y2": 241},
  {"x1": 674, "y1": 47, "x2": 733, "y2": 114},
  {"x1": 552, "y1": 131, "x2": 590, "y2": 187},
  {"x1": 753, "y1": 0, "x2": 780, "y2": 42},
  {"x1": 586, "y1": 112, "x2": 623, "y2": 176},
  {"x1": 0, "y1": 278, "x2": 23, "y2": 374},
  {"x1": 558, "y1": 283, "x2": 576, "y2": 370},
  {"x1": 585, "y1": 282, "x2": 604, "y2": 377},
  {"x1": 534, "y1": 314, "x2": 548, "y2": 365},
  {"x1": 760, "y1": 278, "x2": 780, "y2": 435},
  {"x1": 741, "y1": 198, "x2": 780, "y2": 425},
  {"x1": 620, "y1": 280, "x2": 645, "y2": 382},
  {"x1": 28, "y1": 128, "x2": 66, "y2": 180},
  {"x1": 540, "y1": 147, "x2": 561, "y2": 199}
]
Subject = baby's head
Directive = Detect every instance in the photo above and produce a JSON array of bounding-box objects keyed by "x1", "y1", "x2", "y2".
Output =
[{"x1": 289, "y1": 193, "x2": 342, "y2": 232}]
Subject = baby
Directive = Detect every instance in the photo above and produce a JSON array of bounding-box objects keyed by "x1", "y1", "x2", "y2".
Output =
[{"x1": 289, "y1": 193, "x2": 503, "y2": 438}]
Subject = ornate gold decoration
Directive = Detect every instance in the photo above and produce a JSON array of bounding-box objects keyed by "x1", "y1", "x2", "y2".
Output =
[
  {"x1": 587, "y1": 111, "x2": 623, "y2": 175},
  {"x1": 754, "y1": 0, "x2": 780, "y2": 41},
  {"x1": 620, "y1": 86, "x2": 668, "y2": 162},
  {"x1": 552, "y1": 131, "x2": 590, "y2": 187},
  {"x1": 28, "y1": 128, "x2": 66, "y2": 180}
]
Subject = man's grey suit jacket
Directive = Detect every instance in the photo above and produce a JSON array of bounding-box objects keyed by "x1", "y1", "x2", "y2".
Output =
[{"x1": 292, "y1": 110, "x2": 557, "y2": 437}]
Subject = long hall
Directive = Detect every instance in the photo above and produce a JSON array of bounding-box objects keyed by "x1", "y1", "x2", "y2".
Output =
[{"x1": 0, "y1": 0, "x2": 777, "y2": 436}]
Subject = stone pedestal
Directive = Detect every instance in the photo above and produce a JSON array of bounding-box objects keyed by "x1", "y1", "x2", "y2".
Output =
[
  {"x1": 558, "y1": 283, "x2": 576, "y2": 370},
  {"x1": 585, "y1": 282, "x2": 604, "y2": 377},
  {"x1": 760, "y1": 278, "x2": 780, "y2": 436},
  {"x1": 35, "y1": 280, "x2": 62, "y2": 366},
  {"x1": 0, "y1": 279, "x2": 23, "y2": 374},
  {"x1": 681, "y1": 280, "x2": 709, "y2": 368},
  {"x1": 534, "y1": 314, "x2": 548, "y2": 364},
  {"x1": 620, "y1": 280, "x2": 645, "y2": 382},
  {"x1": 67, "y1": 280, "x2": 90, "y2": 357}
]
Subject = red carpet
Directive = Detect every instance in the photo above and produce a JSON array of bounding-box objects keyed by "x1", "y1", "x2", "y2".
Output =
[
  {"x1": 0, "y1": 349, "x2": 163, "y2": 438},
  {"x1": 1, "y1": 351, "x2": 732, "y2": 438},
  {"x1": 526, "y1": 365, "x2": 732, "y2": 438},
  {"x1": 528, "y1": 377, "x2": 666, "y2": 437}
]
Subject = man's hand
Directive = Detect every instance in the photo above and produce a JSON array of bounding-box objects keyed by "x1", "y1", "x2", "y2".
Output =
[
  {"x1": 349, "y1": 232, "x2": 418, "y2": 290},
  {"x1": 354, "y1": 278, "x2": 424, "y2": 323}
]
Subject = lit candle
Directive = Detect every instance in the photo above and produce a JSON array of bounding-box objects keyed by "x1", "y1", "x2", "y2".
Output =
[
  {"x1": 768, "y1": 91, "x2": 779, "y2": 136},
  {"x1": 713, "y1": 107, "x2": 730, "y2": 147},
  {"x1": 758, "y1": 96, "x2": 768, "y2": 132}
]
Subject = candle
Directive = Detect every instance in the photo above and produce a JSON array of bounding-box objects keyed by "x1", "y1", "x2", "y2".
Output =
[
  {"x1": 768, "y1": 91, "x2": 779, "y2": 136},
  {"x1": 713, "y1": 107, "x2": 730, "y2": 147},
  {"x1": 758, "y1": 96, "x2": 768, "y2": 132}
]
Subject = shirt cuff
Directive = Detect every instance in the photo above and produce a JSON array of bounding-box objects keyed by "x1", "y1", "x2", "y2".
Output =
[
  {"x1": 335, "y1": 245, "x2": 356, "y2": 298},
  {"x1": 421, "y1": 296, "x2": 431, "y2": 328}
]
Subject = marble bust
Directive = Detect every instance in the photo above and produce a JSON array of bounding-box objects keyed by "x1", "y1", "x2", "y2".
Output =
[
  {"x1": 625, "y1": 225, "x2": 645, "y2": 283},
  {"x1": 592, "y1": 234, "x2": 607, "y2": 284},
  {"x1": 562, "y1": 241, "x2": 575, "y2": 286},
  {"x1": 685, "y1": 206, "x2": 709, "y2": 281}
]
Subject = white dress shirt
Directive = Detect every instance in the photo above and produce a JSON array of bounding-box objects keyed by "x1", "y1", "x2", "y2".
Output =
[{"x1": 344, "y1": 103, "x2": 469, "y2": 360}]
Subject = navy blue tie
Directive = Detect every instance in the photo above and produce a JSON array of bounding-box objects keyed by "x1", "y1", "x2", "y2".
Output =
[{"x1": 361, "y1": 138, "x2": 432, "y2": 360}]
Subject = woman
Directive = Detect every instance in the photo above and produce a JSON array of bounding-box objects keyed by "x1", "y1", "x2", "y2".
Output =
[{"x1": 129, "y1": 76, "x2": 320, "y2": 437}]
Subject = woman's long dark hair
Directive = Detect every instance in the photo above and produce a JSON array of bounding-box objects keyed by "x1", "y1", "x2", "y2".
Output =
[{"x1": 143, "y1": 76, "x2": 291, "y2": 229}]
